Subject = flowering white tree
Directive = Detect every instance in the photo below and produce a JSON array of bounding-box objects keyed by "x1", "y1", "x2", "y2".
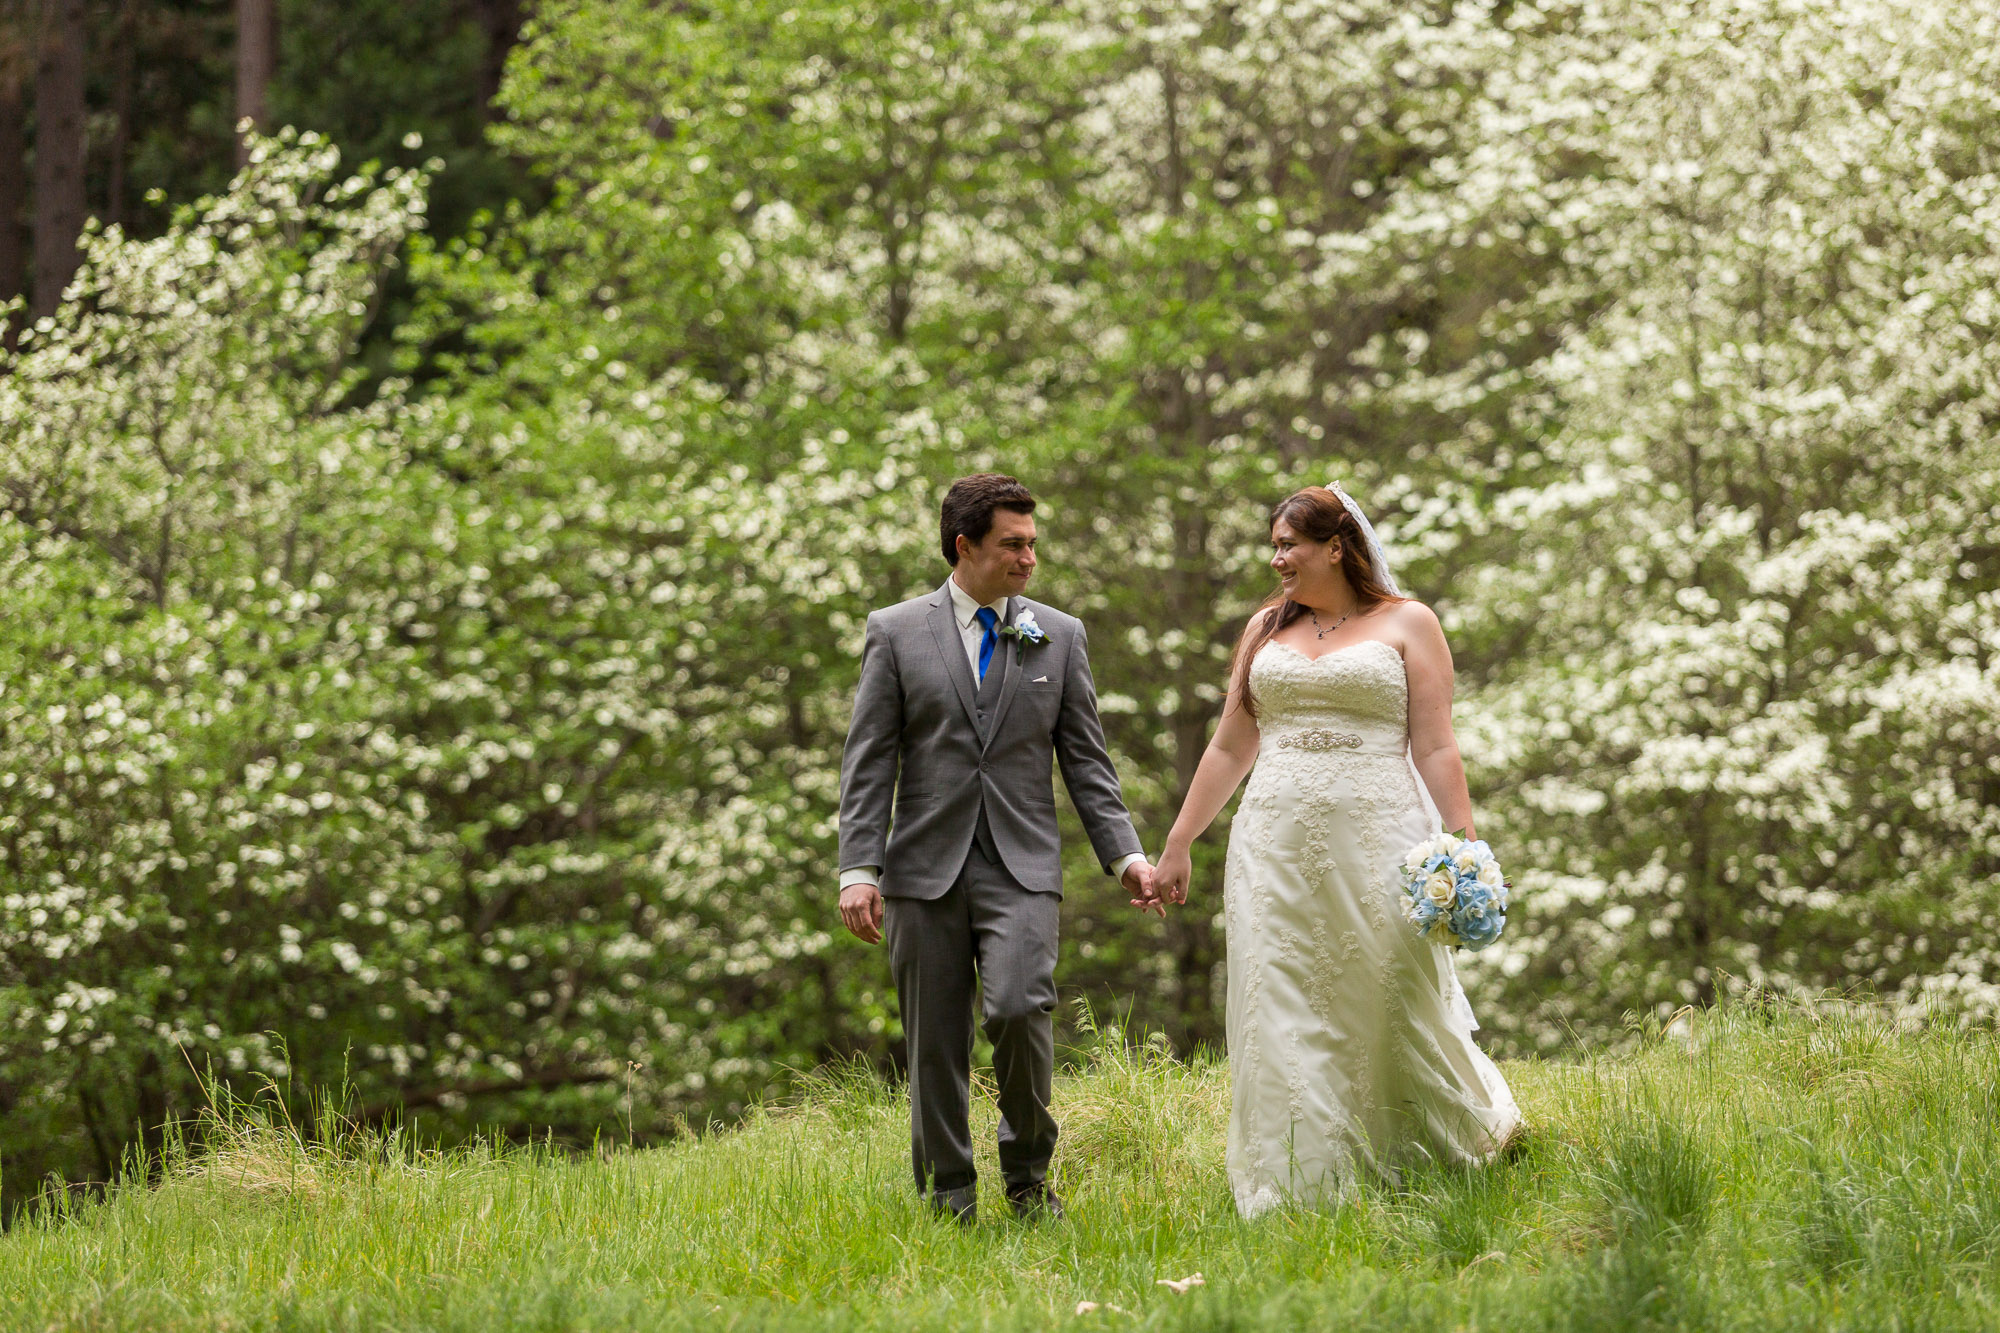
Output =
[
  {"x1": 7, "y1": 0, "x2": 1998, "y2": 1202},
  {"x1": 0, "y1": 132, "x2": 441, "y2": 1184},
  {"x1": 1407, "y1": 0, "x2": 2000, "y2": 1041}
]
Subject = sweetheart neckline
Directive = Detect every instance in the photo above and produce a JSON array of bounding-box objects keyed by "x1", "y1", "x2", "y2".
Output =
[{"x1": 1259, "y1": 638, "x2": 1403, "y2": 667}]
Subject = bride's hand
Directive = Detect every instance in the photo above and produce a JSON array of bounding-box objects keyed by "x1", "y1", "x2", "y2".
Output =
[{"x1": 1153, "y1": 843, "x2": 1192, "y2": 906}]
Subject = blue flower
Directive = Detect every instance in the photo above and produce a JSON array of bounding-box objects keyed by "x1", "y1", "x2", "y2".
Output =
[
  {"x1": 998, "y1": 610, "x2": 1048, "y2": 662},
  {"x1": 1454, "y1": 909, "x2": 1504, "y2": 950},
  {"x1": 1453, "y1": 883, "x2": 1494, "y2": 919},
  {"x1": 1399, "y1": 834, "x2": 1512, "y2": 952}
]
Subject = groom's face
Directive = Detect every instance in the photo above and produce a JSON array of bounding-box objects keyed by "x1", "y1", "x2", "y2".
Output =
[{"x1": 956, "y1": 508, "x2": 1038, "y2": 603}]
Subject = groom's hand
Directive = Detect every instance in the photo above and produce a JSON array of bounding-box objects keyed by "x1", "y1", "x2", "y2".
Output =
[
  {"x1": 839, "y1": 883, "x2": 884, "y2": 945},
  {"x1": 1122, "y1": 860, "x2": 1164, "y2": 918}
]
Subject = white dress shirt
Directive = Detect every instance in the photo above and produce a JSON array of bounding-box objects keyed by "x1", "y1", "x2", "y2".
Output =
[{"x1": 840, "y1": 574, "x2": 1148, "y2": 890}]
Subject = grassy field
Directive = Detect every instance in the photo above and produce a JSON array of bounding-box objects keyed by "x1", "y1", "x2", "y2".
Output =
[{"x1": 4, "y1": 1001, "x2": 1999, "y2": 1331}]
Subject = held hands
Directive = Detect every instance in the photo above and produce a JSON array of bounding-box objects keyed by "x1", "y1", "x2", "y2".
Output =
[
  {"x1": 839, "y1": 882, "x2": 884, "y2": 945},
  {"x1": 848, "y1": 861, "x2": 1172, "y2": 937},
  {"x1": 1152, "y1": 843, "x2": 1192, "y2": 908},
  {"x1": 1123, "y1": 859, "x2": 1164, "y2": 918}
]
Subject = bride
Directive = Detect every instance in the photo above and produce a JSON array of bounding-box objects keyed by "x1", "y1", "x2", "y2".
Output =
[{"x1": 1152, "y1": 483, "x2": 1522, "y2": 1218}]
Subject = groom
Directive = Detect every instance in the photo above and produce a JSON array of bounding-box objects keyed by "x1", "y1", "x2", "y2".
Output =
[{"x1": 837, "y1": 474, "x2": 1157, "y2": 1224}]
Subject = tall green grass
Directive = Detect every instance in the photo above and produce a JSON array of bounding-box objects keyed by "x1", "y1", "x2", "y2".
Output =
[{"x1": 4, "y1": 999, "x2": 1999, "y2": 1330}]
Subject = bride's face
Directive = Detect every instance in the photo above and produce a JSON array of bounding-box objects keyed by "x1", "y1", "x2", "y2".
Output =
[{"x1": 1269, "y1": 517, "x2": 1343, "y2": 602}]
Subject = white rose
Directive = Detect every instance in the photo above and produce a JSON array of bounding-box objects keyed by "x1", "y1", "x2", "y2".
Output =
[
  {"x1": 1452, "y1": 844, "x2": 1481, "y2": 872},
  {"x1": 1424, "y1": 871, "x2": 1456, "y2": 906},
  {"x1": 1476, "y1": 859, "x2": 1504, "y2": 889}
]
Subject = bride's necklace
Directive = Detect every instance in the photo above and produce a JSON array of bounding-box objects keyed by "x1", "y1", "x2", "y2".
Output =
[{"x1": 1307, "y1": 606, "x2": 1353, "y2": 640}]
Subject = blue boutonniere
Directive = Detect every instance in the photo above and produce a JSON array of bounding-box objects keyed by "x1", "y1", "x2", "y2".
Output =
[{"x1": 996, "y1": 609, "x2": 1048, "y2": 664}]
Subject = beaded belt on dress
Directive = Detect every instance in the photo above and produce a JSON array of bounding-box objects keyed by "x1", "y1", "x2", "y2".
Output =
[{"x1": 1271, "y1": 728, "x2": 1405, "y2": 756}]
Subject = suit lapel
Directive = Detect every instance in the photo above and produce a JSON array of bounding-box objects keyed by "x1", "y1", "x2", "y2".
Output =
[
  {"x1": 926, "y1": 590, "x2": 981, "y2": 734},
  {"x1": 983, "y1": 596, "x2": 1028, "y2": 750}
]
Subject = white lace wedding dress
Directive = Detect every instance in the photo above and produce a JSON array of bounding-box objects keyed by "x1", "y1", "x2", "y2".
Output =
[{"x1": 1222, "y1": 638, "x2": 1522, "y2": 1218}]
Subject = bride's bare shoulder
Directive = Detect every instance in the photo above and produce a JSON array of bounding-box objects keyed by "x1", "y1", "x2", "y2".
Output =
[
  {"x1": 1238, "y1": 603, "x2": 1282, "y2": 639},
  {"x1": 1382, "y1": 597, "x2": 1439, "y2": 627},
  {"x1": 1378, "y1": 598, "x2": 1447, "y2": 653}
]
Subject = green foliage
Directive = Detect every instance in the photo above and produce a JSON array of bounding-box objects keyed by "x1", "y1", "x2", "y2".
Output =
[
  {"x1": 423, "y1": 0, "x2": 1557, "y2": 1070},
  {"x1": 5, "y1": 1003, "x2": 2000, "y2": 1329},
  {"x1": 4, "y1": 114, "x2": 953, "y2": 1205},
  {"x1": 4, "y1": 0, "x2": 1999, "y2": 1210}
]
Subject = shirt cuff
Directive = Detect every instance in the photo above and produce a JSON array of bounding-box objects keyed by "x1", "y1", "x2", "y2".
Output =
[
  {"x1": 1110, "y1": 852, "x2": 1149, "y2": 880},
  {"x1": 839, "y1": 866, "x2": 881, "y2": 890}
]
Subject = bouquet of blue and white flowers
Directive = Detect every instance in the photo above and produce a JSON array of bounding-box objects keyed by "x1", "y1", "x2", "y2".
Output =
[{"x1": 1398, "y1": 832, "x2": 1509, "y2": 952}]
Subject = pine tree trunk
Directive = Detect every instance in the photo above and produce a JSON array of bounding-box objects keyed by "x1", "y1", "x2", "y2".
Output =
[
  {"x1": 0, "y1": 22, "x2": 26, "y2": 312},
  {"x1": 104, "y1": 0, "x2": 133, "y2": 229},
  {"x1": 31, "y1": 0, "x2": 86, "y2": 318},
  {"x1": 463, "y1": 0, "x2": 523, "y2": 117},
  {"x1": 233, "y1": 0, "x2": 274, "y2": 165}
]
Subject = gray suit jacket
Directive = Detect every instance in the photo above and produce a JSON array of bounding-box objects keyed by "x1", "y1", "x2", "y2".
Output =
[{"x1": 838, "y1": 584, "x2": 1144, "y2": 899}]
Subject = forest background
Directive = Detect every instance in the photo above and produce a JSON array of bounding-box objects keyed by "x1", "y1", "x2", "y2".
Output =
[{"x1": 2, "y1": 0, "x2": 1997, "y2": 1216}]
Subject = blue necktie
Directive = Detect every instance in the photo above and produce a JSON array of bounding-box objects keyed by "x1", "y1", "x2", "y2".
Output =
[{"x1": 974, "y1": 607, "x2": 999, "y2": 681}]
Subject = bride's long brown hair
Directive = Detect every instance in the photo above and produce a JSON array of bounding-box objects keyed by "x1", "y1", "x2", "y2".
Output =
[{"x1": 1228, "y1": 486, "x2": 1408, "y2": 720}]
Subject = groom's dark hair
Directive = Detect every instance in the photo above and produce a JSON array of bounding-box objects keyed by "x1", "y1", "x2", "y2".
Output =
[{"x1": 940, "y1": 474, "x2": 1036, "y2": 565}]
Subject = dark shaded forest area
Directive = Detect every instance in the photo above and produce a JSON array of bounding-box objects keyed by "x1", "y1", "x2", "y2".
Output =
[{"x1": 1, "y1": 0, "x2": 525, "y2": 324}]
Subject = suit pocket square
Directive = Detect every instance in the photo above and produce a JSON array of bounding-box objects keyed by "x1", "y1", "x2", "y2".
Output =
[{"x1": 1032, "y1": 675, "x2": 1050, "y2": 683}]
